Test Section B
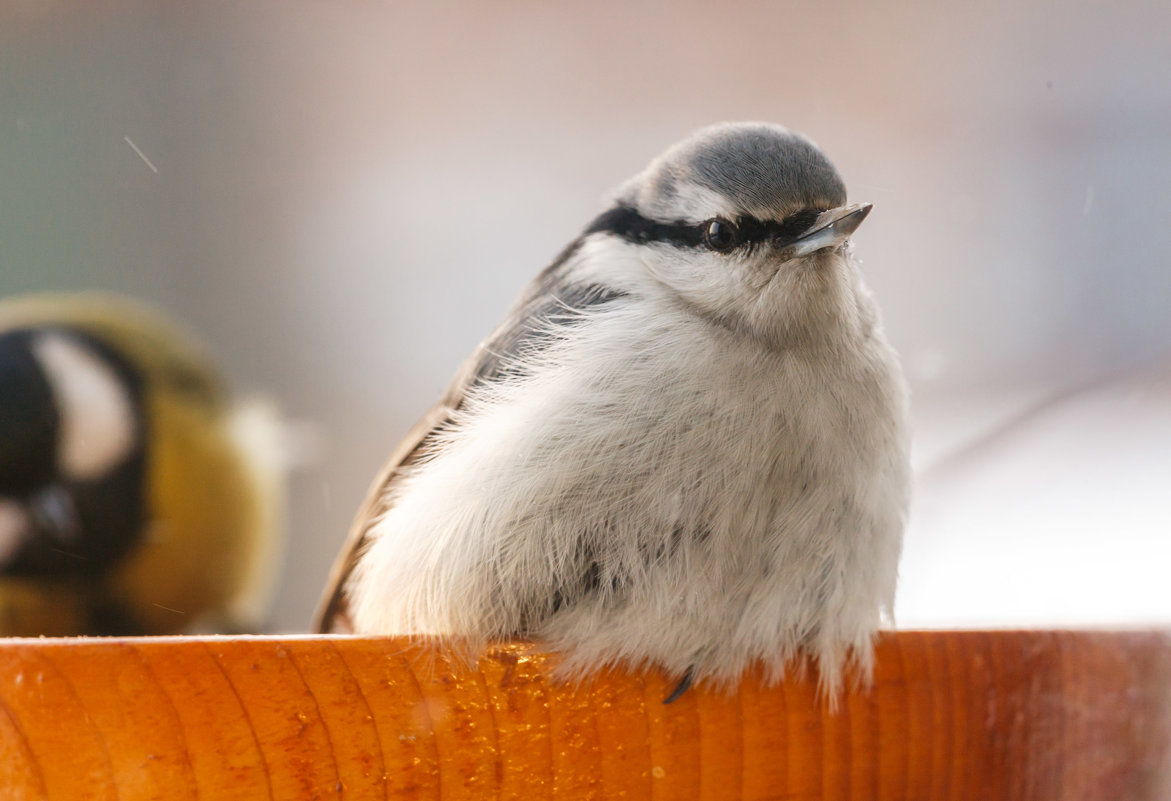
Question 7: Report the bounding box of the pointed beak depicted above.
[28,486,81,546]
[785,202,872,259]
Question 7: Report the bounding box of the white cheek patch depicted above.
[0,499,28,565]
[32,332,137,482]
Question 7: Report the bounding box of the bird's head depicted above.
[589,122,873,348]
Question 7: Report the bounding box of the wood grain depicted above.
[0,630,1167,800]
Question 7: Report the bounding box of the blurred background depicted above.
[2,0,1168,631]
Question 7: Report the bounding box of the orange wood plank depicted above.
[0,630,1167,800]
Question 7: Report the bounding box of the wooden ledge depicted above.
[1,630,1168,800]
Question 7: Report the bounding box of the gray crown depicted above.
[624,122,848,220]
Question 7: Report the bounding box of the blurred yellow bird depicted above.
[0,293,284,636]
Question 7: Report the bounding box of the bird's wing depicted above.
[312,241,628,633]
[311,344,482,633]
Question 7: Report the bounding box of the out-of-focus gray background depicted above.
[3,1,1169,630]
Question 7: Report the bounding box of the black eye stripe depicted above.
[585,205,823,252]
[768,209,822,242]
[585,205,707,248]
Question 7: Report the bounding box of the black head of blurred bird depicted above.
[0,293,284,636]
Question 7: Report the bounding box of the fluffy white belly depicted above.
[352,300,909,690]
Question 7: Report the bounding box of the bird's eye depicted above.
[703,219,737,252]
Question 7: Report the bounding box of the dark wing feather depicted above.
[312,241,627,632]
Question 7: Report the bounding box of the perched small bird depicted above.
[0,293,284,636]
[316,123,911,695]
